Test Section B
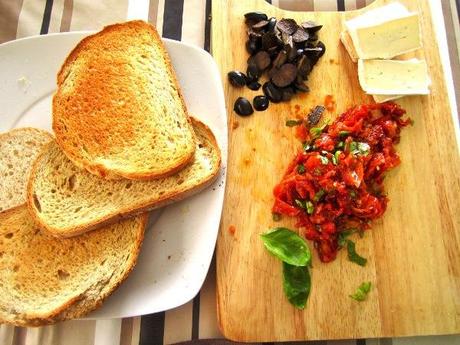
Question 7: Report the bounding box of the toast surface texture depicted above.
[0,128,52,213]
[29,118,221,237]
[52,20,196,180]
[0,206,146,327]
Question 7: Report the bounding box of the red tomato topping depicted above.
[273,102,411,263]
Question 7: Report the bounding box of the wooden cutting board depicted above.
[212,0,460,341]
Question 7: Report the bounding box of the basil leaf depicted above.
[313,189,326,202]
[295,199,306,209]
[306,201,314,215]
[347,240,367,266]
[297,164,306,174]
[336,141,344,149]
[309,123,327,138]
[319,155,329,165]
[350,141,370,156]
[337,229,355,247]
[349,281,372,301]
[286,119,303,127]
[260,228,312,266]
[283,262,311,309]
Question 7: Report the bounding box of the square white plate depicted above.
[0,32,227,318]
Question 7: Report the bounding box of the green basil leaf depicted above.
[306,201,314,215]
[313,189,326,202]
[319,155,329,165]
[283,262,311,309]
[337,229,355,247]
[349,281,372,301]
[309,123,327,138]
[286,119,303,127]
[297,164,306,174]
[295,199,306,209]
[350,141,370,156]
[260,228,311,266]
[347,240,367,266]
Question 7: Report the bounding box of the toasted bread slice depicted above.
[28,118,221,237]
[53,20,196,180]
[0,128,52,213]
[0,206,146,327]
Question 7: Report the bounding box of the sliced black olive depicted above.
[307,105,325,126]
[261,32,280,50]
[281,87,295,102]
[247,27,262,39]
[281,32,293,47]
[253,51,271,71]
[267,17,277,32]
[271,63,297,88]
[316,41,326,57]
[292,27,309,43]
[246,64,261,81]
[294,81,310,93]
[234,97,254,116]
[247,80,261,90]
[273,50,288,68]
[252,20,269,31]
[301,20,323,33]
[276,18,298,35]
[253,95,269,111]
[303,47,322,65]
[263,81,282,103]
[297,55,312,80]
[244,12,268,26]
[286,44,298,62]
[227,71,247,87]
[267,46,280,59]
[308,33,319,42]
[246,38,260,55]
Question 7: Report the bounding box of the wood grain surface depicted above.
[212,0,460,341]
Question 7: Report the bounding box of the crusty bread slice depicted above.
[0,206,146,327]
[52,20,196,180]
[0,128,52,213]
[28,118,221,237]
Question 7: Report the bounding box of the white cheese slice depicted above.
[372,94,404,103]
[345,2,410,32]
[340,31,358,63]
[348,13,422,59]
[358,59,430,95]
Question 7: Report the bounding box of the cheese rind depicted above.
[349,14,422,60]
[345,2,410,32]
[372,94,404,103]
[358,59,430,95]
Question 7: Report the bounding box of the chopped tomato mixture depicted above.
[273,103,411,262]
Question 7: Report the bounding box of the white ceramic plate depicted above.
[0,32,227,318]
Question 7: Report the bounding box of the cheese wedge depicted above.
[345,2,410,31]
[358,59,430,95]
[344,3,421,60]
[340,31,358,63]
[372,94,404,103]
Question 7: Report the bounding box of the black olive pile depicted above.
[229,12,325,116]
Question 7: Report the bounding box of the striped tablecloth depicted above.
[0,1,459,344]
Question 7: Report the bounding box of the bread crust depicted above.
[52,20,196,181]
[27,118,221,237]
[0,128,53,214]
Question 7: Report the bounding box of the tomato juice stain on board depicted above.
[324,94,336,112]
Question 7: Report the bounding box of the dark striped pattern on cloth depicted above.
[0,0,459,344]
